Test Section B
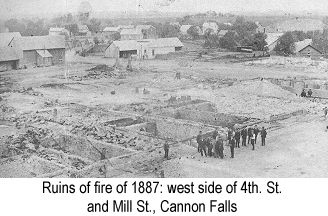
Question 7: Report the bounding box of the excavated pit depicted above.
[0,155,63,178]
[159,102,253,128]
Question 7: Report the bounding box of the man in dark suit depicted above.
[261,127,267,146]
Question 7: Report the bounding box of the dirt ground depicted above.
[1,51,328,178]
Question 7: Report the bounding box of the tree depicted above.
[291,30,308,41]
[252,33,267,51]
[87,18,101,33]
[219,31,238,50]
[323,16,328,25]
[274,32,295,55]
[5,19,26,33]
[158,23,180,38]
[187,25,200,40]
[232,16,257,45]
[204,29,219,48]
[65,23,78,36]
[22,19,48,36]
[93,36,99,44]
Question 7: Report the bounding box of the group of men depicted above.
[197,125,267,159]
[300,89,313,97]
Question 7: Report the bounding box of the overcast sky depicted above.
[1,0,328,17]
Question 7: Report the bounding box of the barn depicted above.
[0,47,20,72]
[105,40,139,58]
[105,37,183,59]
[0,32,23,70]
[145,37,184,58]
[297,45,322,58]
[295,39,322,58]
[18,36,65,67]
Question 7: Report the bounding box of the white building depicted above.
[180,25,192,35]
[105,37,183,59]
[49,27,69,36]
[265,33,284,52]
[120,28,143,41]
[202,22,218,34]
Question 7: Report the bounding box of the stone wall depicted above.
[146,116,215,141]
[270,109,305,121]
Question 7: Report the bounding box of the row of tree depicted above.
[274,30,328,55]
[4,18,49,36]
[4,15,103,37]
[203,16,267,51]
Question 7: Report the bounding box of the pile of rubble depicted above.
[70,122,151,150]
[18,87,44,97]
[0,127,53,158]
[84,64,117,79]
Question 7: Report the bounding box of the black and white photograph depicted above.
[1,0,328,178]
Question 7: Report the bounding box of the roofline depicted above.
[298,44,323,54]
[22,47,65,51]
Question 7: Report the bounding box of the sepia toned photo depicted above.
[0,0,328,178]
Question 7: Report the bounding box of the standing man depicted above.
[200,138,207,157]
[261,127,267,146]
[307,89,313,97]
[207,137,213,157]
[247,127,252,145]
[241,128,247,146]
[234,129,241,148]
[254,125,259,144]
[163,142,170,159]
[227,128,233,142]
[250,130,256,150]
[212,128,218,140]
[324,107,328,119]
[196,131,203,153]
[229,137,235,158]
[217,136,224,159]
[214,135,220,158]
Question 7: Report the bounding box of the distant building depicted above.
[77,25,91,36]
[218,30,229,37]
[255,22,266,33]
[223,22,232,26]
[102,27,120,41]
[120,28,143,41]
[105,37,183,59]
[170,22,180,27]
[295,39,322,58]
[180,25,192,35]
[267,18,324,33]
[202,22,218,34]
[136,25,157,39]
[103,27,120,34]
[265,33,284,52]
[118,25,134,30]
[18,35,65,67]
[49,27,69,36]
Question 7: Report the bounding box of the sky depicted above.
[1,0,328,18]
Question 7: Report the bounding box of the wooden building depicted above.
[0,47,20,71]
[18,35,65,67]
[105,37,183,59]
